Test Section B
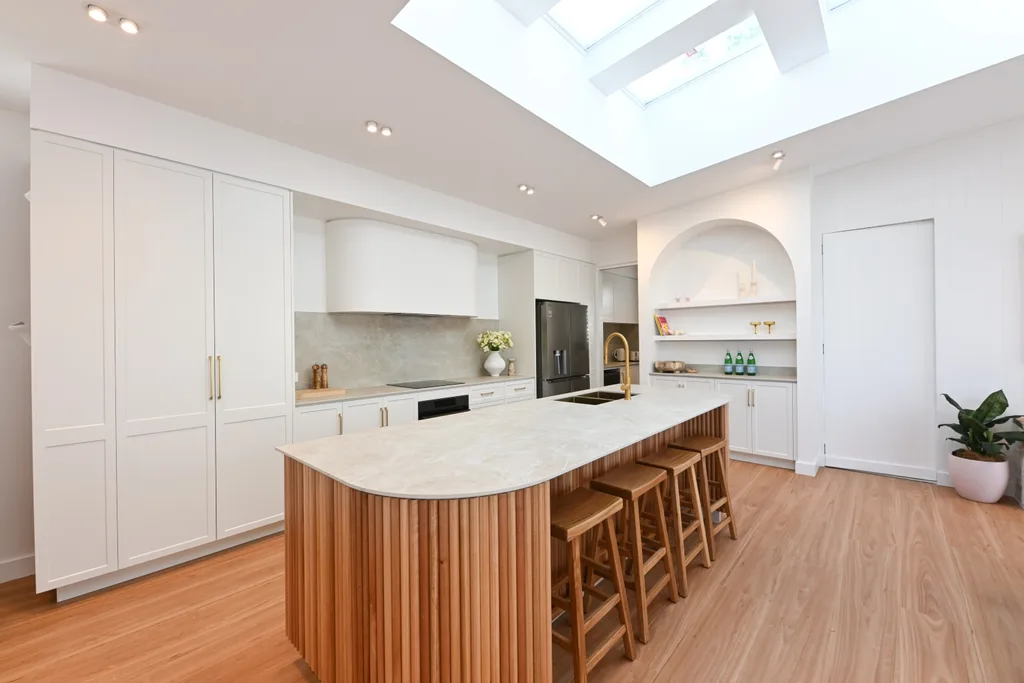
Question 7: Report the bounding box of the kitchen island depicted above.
[278,386,730,683]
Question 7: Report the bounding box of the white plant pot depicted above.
[484,350,505,377]
[948,452,1009,504]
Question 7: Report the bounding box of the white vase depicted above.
[484,350,505,377]
[949,452,1009,504]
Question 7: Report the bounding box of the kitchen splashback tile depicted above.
[295,312,499,389]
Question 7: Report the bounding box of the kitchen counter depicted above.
[651,364,797,383]
[280,385,728,499]
[294,374,534,406]
[604,360,640,368]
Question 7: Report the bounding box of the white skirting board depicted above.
[730,451,795,471]
[55,522,283,602]
[0,554,34,584]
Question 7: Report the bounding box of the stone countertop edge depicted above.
[278,386,729,500]
[295,375,536,406]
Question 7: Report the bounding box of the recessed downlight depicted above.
[598,217,607,227]
[591,214,608,227]
[518,184,528,192]
[518,184,535,195]
[380,126,392,137]
[87,5,108,22]
[771,150,786,171]
[590,214,600,221]
[119,17,139,34]
[526,187,534,195]
[366,121,379,133]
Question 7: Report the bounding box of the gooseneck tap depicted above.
[603,332,632,400]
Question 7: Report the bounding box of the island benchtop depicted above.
[277,386,730,500]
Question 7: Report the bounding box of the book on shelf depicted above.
[654,314,669,336]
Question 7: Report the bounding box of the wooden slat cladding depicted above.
[284,405,725,683]
[285,460,552,683]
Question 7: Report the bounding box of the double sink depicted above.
[555,390,627,406]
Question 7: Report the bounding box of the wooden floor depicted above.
[2,463,1022,683]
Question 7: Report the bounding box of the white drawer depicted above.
[505,395,535,404]
[504,379,534,399]
[470,383,505,405]
[471,399,505,410]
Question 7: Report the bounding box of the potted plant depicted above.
[477,330,513,377]
[939,390,1024,503]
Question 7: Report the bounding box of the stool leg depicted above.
[687,465,711,569]
[698,454,717,562]
[604,517,636,661]
[628,499,651,644]
[567,537,587,683]
[668,473,688,598]
[651,487,679,604]
[718,449,739,540]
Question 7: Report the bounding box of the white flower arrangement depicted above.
[477,330,513,352]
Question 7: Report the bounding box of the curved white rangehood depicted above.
[325,219,478,316]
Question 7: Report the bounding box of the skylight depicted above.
[547,0,663,49]
[626,15,765,104]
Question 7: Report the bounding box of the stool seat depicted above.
[590,463,667,501]
[669,435,727,456]
[551,488,623,542]
[638,448,702,474]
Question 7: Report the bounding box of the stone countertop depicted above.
[295,375,535,406]
[604,361,640,368]
[278,386,729,500]
[650,365,797,383]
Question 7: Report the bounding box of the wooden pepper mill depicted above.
[312,364,322,390]
[321,364,328,389]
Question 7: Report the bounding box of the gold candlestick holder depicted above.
[750,321,762,335]
[764,321,776,335]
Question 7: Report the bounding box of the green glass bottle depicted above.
[734,348,744,374]
[724,349,733,374]
[746,349,757,376]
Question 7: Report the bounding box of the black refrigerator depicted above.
[536,300,591,398]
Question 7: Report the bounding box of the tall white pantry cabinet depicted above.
[30,132,294,593]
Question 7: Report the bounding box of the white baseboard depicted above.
[0,554,34,584]
[936,471,952,487]
[825,455,936,482]
[730,451,795,471]
[794,460,820,477]
[55,522,283,602]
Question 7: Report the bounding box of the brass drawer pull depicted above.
[481,391,495,397]
[217,356,223,399]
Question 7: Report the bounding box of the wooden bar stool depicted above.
[551,488,636,683]
[669,435,738,561]
[637,447,711,598]
[589,464,678,644]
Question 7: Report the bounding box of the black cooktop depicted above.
[386,380,466,389]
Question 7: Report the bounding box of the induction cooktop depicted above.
[386,380,466,389]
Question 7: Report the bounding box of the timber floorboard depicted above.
[1,462,1022,683]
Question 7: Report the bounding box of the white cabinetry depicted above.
[383,394,418,426]
[30,132,118,591]
[295,403,343,442]
[714,380,754,453]
[647,374,713,392]
[535,252,592,304]
[342,398,386,434]
[715,379,794,460]
[601,272,638,324]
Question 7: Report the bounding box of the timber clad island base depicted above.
[281,387,729,682]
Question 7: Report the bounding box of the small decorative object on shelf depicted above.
[312,364,322,390]
[939,391,1023,503]
[764,320,776,334]
[749,260,759,297]
[654,314,670,335]
[734,348,744,374]
[746,349,756,375]
[724,349,733,375]
[750,321,762,335]
[321,364,328,389]
[507,358,516,376]
[477,330,513,377]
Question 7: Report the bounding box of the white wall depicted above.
[594,226,638,268]
[293,216,327,313]
[476,253,500,320]
[813,114,1024,486]
[31,67,593,264]
[637,173,816,473]
[0,109,32,582]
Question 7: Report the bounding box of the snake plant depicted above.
[939,390,1024,461]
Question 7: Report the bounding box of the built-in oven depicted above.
[418,394,470,420]
[603,367,622,386]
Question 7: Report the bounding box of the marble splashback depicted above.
[602,322,640,358]
[295,312,499,389]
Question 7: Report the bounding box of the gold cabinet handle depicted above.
[384,406,389,426]
[747,389,751,407]
[514,386,526,392]
[481,391,495,397]
[208,356,214,401]
[338,413,343,435]
[751,388,756,407]
[217,356,223,399]
[380,406,384,427]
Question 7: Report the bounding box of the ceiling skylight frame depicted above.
[545,0,672,52]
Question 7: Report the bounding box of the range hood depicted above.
[325,219,478,317]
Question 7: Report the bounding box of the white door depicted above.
[295,405,343,443]
[343,399,384,434]
[751,382,794,460]
[683,377,715,392]
[600,273,614,321]
[650,376,681,389]
[30,133,118,590]
[213,175,293,538]
[114,151,216,567]
[384,395,418,427]
[823,222,936,480]
[715,380,752,453]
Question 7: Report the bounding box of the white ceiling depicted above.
[2,1,1024,240]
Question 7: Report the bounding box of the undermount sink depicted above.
[555,390,627,405]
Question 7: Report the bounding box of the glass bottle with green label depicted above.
[734,348,744,374]
[724,349,733,374]
[746,349,757,375]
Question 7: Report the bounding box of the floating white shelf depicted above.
[654,333,797,342]
[655,296,796,310]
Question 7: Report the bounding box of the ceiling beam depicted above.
[751,0,829,72]
[586,0,750,96]
[494,0,561,26]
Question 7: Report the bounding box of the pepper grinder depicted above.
[321,364,329,389]
[312,364,322,390]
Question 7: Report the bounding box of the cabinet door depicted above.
[714,380,752,453]
[600,274,614,321]
[343,399,384,434]
[683,377,715,392]
[384,395,418,427]
[213,175,293,538]
[622,277,639,324]
[295,405,342,443]
[650,376,682,389]
[31,133,118,591]
[577,262,595,307]
[114,151,216,567]
[751,382,795,460]
[534,252,561,301]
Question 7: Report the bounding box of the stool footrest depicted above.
[583,593,621,634]
[587,625,630,671]
[645,573,673,607]
[552,629,572,651]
